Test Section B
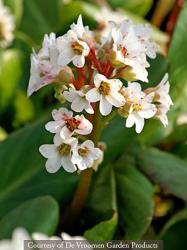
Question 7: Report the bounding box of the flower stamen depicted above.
[99,81,110,96]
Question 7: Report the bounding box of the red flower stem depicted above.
[89,49,103,73]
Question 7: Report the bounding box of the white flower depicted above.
[155,104,169,127]
[86,74,125,116]
[126,92,157,133]
[39,136,78,173]
[72,140,103,170]
[145,74,173,127]
[63,86,94,114]
[70,15,90,40]
[32,232,61,240]
[0,0,14,48]
[119,82,156,133]
[120,20,157,59]
[27,33,61,96]
[45,107,93,140]
[0,228,30,250]
[57,29,90,68]
[154,73,173,109]
[61,233,93,250]
[61,232,85,240]
[134,23,157,59]
[111,26,149,82]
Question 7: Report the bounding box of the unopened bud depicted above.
[54,84,67,104]
[117,66,137,81]
[55,66,74,84]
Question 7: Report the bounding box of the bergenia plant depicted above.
[27,15,173,223]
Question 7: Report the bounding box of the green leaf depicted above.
[133,147,187,201]
[84,212,118,240]
[84,166,118,240]
[107,0,153,16]
[168,3,187,87]
[115,155,154,239]
[19,0,61,44]
[0,116,79,218]
[102,116,136,164]
[159,209,187,250]
[0,50,22,110]
[0,196,59,239]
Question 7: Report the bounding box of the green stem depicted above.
[62,107,104,229]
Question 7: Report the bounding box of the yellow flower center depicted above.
[99,81,110,96]
[78,147,90,157]
[71,41,84,55]
[133,103,142,112]
[58,144,71,156]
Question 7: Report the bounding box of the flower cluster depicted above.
[28,15,173,173]
[0,228,90,250]
[0,0,14,48]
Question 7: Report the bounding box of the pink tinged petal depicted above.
[63,90,77,102]
[39,144,57,158]
[45,157,62,173]
[85,103,94,114]
[86,88,101,102]
[53,133,63,145]
[60,126,72,139]
[45,120,64,133]
[73,55,85,68]
[61,155,77,173]
[99,96,112,116]
[76,118,93,135]
[71,96,85,112]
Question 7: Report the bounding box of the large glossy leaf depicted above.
[0,116,79,218]
[115,155,154,239]
[159,209,187,250]
[0,50,22,110]
[168,3,187,87]
[84,212,118,240]
[84,166,118,240]
[102,116,136,165]
[133,147,187,201]
[0,196,59,239]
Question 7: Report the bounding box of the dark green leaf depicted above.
[159,209,187,250]
[0,116,79,218]
[0,196,59,239]
[168,3,187,87]
[133,147,187,201]
[115,155,154,239]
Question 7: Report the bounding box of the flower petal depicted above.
[86,88,100,102]
[45,157,61,173]
[61,155,77,173]
[99,96,112,116]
